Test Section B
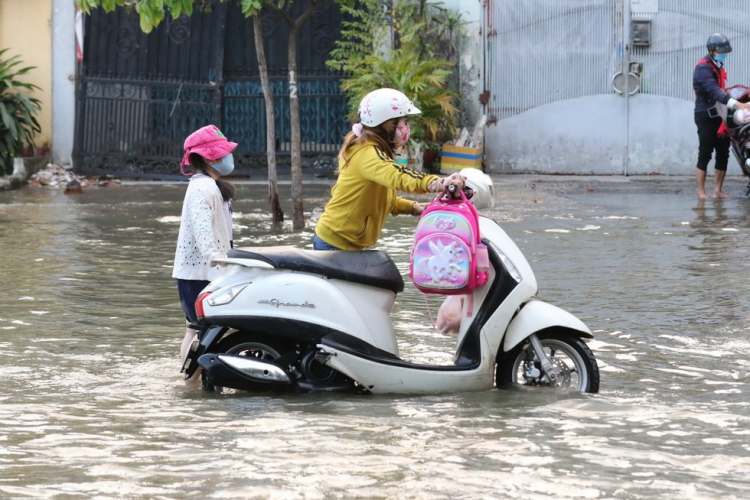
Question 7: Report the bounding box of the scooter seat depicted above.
[228,246,405,294]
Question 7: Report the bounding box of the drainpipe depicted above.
[482,0,488,114]
[623,0,631,176]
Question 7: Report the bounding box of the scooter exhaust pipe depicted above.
[198,353,293,391]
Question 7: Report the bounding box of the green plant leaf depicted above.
[170,2,182,18]
[328,0,463,143]
[0,49,42,167]
[0,103,12,130]
[240,0,263,16]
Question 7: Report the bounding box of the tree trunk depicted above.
[287,25,304,230]
[253,13,283,223]
[266,0,322,231]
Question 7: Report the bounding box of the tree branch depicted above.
[263,1,294,26]
[295,0,323,28]
[263,0,322,28]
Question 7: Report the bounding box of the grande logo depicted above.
[258,299,315,309]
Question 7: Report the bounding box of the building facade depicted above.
[7,0,745,175]
[480,0,749,175]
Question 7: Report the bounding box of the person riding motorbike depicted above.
[693,33,750,199]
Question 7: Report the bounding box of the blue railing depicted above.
[223,79,350,154]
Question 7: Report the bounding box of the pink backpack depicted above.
[409,190,489,295]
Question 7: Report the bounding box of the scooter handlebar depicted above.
[446,183,474,200]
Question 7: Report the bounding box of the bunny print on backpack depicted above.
[410,189,489,295]
[418,239,467,284]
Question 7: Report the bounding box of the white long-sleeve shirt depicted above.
[172,175,232,281]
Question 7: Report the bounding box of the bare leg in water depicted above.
[696,168,708,199]
[713,169,732,198]
[180,324,201,383]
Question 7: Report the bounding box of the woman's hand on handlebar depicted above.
[429,172,466,194]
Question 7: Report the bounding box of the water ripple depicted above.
[2,185,750,498]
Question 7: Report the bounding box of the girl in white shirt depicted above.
[172,125,237,370]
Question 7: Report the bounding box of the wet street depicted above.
[1,175,749,499]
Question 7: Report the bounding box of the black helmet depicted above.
[707,33,732,54]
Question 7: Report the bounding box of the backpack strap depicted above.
[696,58,727,89]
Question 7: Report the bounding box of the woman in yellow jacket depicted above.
[314,88,465,250]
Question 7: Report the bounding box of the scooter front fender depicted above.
[503,300,592,352]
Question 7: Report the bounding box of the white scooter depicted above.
[182,170,599,394]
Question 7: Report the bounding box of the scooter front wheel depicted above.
[496,330,600,393]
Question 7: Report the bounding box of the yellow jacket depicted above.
[315,142,438,250]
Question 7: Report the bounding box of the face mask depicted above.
[395,123,411,147]
[715,53,728,63]
[212,153,235,176]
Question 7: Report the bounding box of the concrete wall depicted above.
[485,93,697,175]
[51,0,76,166]
[478,1,749,175]
[627,95,696,175]
[0,0,53,149]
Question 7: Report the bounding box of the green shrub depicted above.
[328,0,464,143]
[0,49,42,175]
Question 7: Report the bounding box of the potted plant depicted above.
[35,141,51,157]
[0,49,42,176]
[422,142,441,174]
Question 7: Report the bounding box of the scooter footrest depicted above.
[320,332,479,371]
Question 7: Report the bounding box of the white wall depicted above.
[485,93,697,175]
[51,0,76,166]
[628,94,698,174]
[478,0,748,175]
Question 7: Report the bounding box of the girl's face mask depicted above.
[395,121,411,147]
[212,153,235,176]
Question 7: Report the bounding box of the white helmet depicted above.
[358,88,421,127]
[461,168,494,209]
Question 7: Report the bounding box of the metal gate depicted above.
[74,2,348,178]
[484,0,750,175]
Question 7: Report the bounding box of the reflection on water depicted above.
[1,182,750,498]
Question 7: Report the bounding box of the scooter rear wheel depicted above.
[496,330,600,393]
[216,332,292,361]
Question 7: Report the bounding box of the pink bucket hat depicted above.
[180,125,238,175]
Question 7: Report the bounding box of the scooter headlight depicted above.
[489,242,522,282]
[500,253,522,282]
[207,283,249,306]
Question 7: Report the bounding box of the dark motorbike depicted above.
[725,85,750,193]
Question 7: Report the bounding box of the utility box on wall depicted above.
[631,19,652,47]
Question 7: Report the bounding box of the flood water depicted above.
[1,177,749,499]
